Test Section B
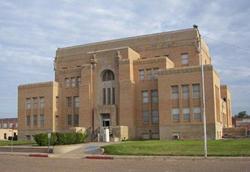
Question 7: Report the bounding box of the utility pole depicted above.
[194,25,208,158]
[90,54,97,140]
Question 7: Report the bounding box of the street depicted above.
[0,155,250,172]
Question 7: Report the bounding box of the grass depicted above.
[103,139,250,156]
[0,140,34,146]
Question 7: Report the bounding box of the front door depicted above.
[101,113,110,127]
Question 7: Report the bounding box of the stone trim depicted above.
[134,56,168,65]
[18,81,57,89]
[87,46,130,54]
[158,65,213,75]
[58,28,194,51]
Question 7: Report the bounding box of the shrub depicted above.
[33,133,57,146]
[34,132,87,146]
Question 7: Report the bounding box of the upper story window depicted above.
[152,68,159,80]
[26,115,31,127]
[33,97,38,109]
[76,76,81,87]
[66,97,72,107]
[151,89,158,103]
[39,97,45,108]
[40,114,44,127]
[171,85,179,99]
[102,70,114,81]
[26,98,31,109]
[142,90,149,103]
[33,115,38,126]
[192,84,200,98]
[139,69,145,80]
[71,77,76,87]
[182,85,189,99]
[74,96,80,108]
[181,53,189,65]
[146,69,153,80]
[65,78,70,88]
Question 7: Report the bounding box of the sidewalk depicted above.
[50,142,115,159]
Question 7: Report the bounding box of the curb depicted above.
[84,155,250,161]
[29,154,49,158]
[85,155,114,160]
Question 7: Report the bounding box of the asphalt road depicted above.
[0,155,250,172]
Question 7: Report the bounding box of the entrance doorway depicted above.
[101,113,111,127]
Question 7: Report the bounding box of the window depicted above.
[39,97,45,108]
[56,96,59,106]
[33,115,37,126]
[142,90,149,103]
[74,96,80,108]
[76,76,81,87]
[66,97,72,107]
[183,108,190,121]
[26,115,31,126]
[26,98,31,109]
[9,123,13,128]
[71,77,76,87]
[33,97,38,108]
[65,78,70,88]
[171,86,179,99]
[152,68,159,79]
[74,114,79,126]
[146,69,153,80]
[68,114,72,126]
[143,110,149,124]
[152,110,159,124]
[3,123,7,128]
[112,87,115,104]
[182,85,189,99]
[181,53,189,65]
[172,108,180,121]
[40,114,44,127]
[103,88,106,105]
[139,69,145,80]
[193,107,202,121]
[107,88,111,104]
[102,70,114,81]
[192,84,200,98]
[151,89,158,103]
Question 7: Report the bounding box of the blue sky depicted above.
[0,0,250,118]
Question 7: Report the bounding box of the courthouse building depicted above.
[18,26,232,140]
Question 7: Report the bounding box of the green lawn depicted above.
[0,140,34,146]
[103,139,250,156]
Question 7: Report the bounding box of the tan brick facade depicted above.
[18,27,232,140]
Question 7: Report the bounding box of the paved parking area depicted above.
[0,155,250,172]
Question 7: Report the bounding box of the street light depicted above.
[194,25,208,158]
[90,54,97,140]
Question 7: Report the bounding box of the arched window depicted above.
[102,70,115,81]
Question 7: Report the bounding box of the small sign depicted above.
[48,133,51,139]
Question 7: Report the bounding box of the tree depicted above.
[237,111,248,118]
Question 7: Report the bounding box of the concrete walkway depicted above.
[51,142,116,159]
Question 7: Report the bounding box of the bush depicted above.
[34,132,87,146]
[33,133,57,146]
